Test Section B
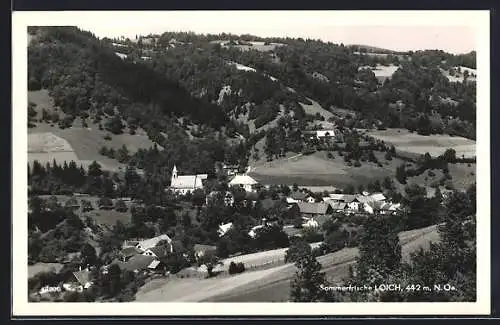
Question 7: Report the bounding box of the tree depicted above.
[403,183,441,229]
[105,115,125,135]
[191,188,206,207]
[116,145,130,163]
[81,243,97,267]
[290,254,334,302]
[442,148,457,163]
[395,164,407,184]
[285,237,312,263]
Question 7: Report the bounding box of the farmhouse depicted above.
[228,174,259,192]
[135,234,173,253]
[218,222,234,237]
[120,246,142,262]
[292,191,308,201]
[113,254,160,273]
[142,245,171,259]
[63,268,93,292]
[303,129,337,140]
[296,202,332,218]
[169,165,208,195]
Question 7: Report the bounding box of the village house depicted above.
[169,165,208,195]
[135,234,173,253]
[305,195,316,203]
[62,267,93,292]
[112,254,161,274]
[142,245,171,259]
[296,202,332,219]
[286,191,309,204]
[327,201,348,213]
[218,222,234,237]
[228,174,259,192]
[303,129,338,140]
[219,164,239,177]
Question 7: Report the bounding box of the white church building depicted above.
[168,165,207,195]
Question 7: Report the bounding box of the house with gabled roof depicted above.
[228,174,259,192]
[135,234,173,253]
[296,202,332,218]
[142,245,171,259]
[63,267,93,292]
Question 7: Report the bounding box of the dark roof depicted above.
[147,245,170,259]
[72,269,92,286]
[121,246,141,258]
[120,255,155,272]
[297,202,330,215]
[290,191,308,201]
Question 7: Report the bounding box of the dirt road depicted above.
[135,225,439,302]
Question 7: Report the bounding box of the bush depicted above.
[228,262,245,275]
[353,160,361,167]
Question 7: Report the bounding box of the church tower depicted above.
[172,165,178,179]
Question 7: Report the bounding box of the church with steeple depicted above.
[168,165,208,195]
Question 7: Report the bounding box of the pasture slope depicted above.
[362,128,476,159]
[28,90,160,171]
[135,224,439,302]
[248,151,407,188]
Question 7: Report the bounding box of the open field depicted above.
[28,89,64,119]
[28,262,64,278]
[448,163,476,191]
[28,123,159,171]
[28,90,160,171]
[299,98,334,120]
[362,128,476,159]
[249,151,407,188]
[135,224,439,302]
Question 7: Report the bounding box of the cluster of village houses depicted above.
[40,233,216,296]
[170,165,401,240]
[36,162,401,296]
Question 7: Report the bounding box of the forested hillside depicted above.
[28,26,476,175]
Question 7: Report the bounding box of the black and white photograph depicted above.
[12,10,490,316]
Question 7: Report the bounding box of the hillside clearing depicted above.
[299,98,334,120]
[28,262,64,278]
[249,151,406,187]
[28,123,160,171]
[362,128,476,159]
